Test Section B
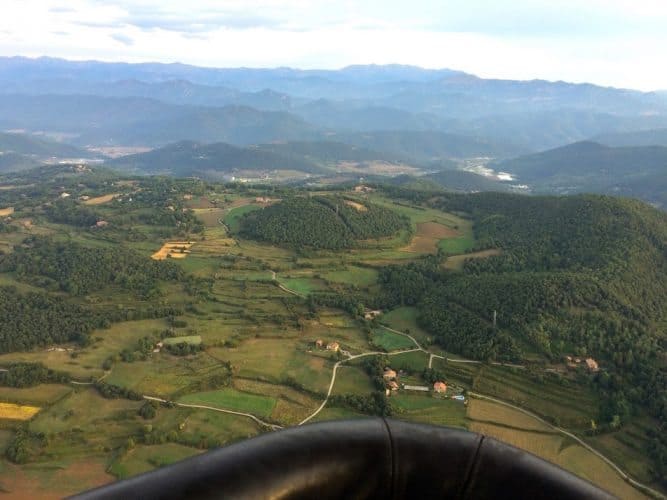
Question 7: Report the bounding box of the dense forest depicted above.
[377,190,667,481]
[0,286,101,352]
[0,236,183,297]
[239,196,407,249]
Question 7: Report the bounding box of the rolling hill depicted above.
[0,95,321,147]
[107,141,325,177]
[594,128,667,147]
[108,140,407,178]
[334,130,524,162]
[0,132,91,158]
[495,141,667,207]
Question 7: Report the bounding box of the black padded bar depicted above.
[72,418,614,499]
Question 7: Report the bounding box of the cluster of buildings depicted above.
[382,367,456,399]
[314,339,340,352]
[565,356,599,372]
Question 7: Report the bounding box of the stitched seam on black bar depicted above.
[382,418,397,500]
[459,435,484,500]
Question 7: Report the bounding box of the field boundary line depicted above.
[468,391,665,499]
[143,395,282,431]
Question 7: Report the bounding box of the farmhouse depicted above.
[95,220,109,228]
[326,341,340,352]
[585,358,599,372]
[354,185,374,193]
[364,309,382,320]
[387,381,399,392]
[315,339,324,348]
[383,368,397,380]
[433,381,447,393]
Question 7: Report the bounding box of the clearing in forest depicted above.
[151,241,194,260]
[0,401,41,420]
[83,193,120,205]
[344,200,367,212]
[443,249,501,271]
[0,207,14,217]
[401,221,460,253]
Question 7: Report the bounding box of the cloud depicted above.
[1,0,667,90]
[124,13,283,33]
[110,32,133,46]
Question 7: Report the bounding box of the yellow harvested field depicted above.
[0,402,41,420]
[151,241,194,260]
[401,222,460,253]
[468,398,551,432]
[83,193,120,205]
[0,207,15,216]
[344,200,367,212]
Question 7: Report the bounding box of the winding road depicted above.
[61,275,661,499]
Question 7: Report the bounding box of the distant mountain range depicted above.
[496,141,667,207]
[2,56,667,153]
[0,95,320,147]
[1,56,666,208]
[593,128,667,147]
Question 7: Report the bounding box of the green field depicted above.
[277,276,327,296]
[393,393,467,428]
[110,443,203,479]
[162,335,202,346]
[179,388,277,418]
[224,204,262,233]
[322,266,379,286]
[0,175,662,498]
[380,307,432,343]
[371,329,417,351]
[438,235,475,254]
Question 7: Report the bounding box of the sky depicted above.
[1,0,666,90]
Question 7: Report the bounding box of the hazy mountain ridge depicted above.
[3,57,667,153]
[107,139,400,177]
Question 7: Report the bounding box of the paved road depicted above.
[298,348,422,426]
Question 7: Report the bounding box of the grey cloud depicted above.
[110,33,134,46]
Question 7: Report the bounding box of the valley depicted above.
[0,166,664,498]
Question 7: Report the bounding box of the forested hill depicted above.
[107,141,326,176]
[497,141,667,181]
[495,141,667,207]
[107,140,403,178]
[239,196,408,249]
[380,190,666,465]
[0,132,90,158]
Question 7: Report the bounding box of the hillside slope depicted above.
[495,141,667,207]
[107,141,326,177]
[0,95,321,147]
